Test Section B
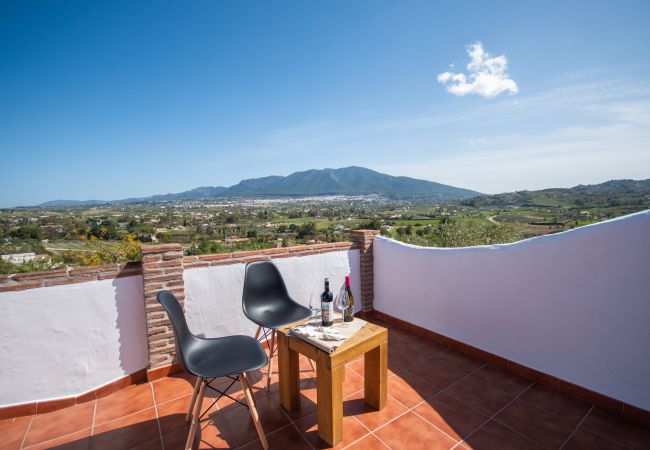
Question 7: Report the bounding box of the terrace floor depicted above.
[2,318,650,450]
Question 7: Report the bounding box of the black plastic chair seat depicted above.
[245,296,311,329]
[184,335,268,378]
[243,261,311,329]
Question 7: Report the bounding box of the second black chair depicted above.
[242,260,313,390]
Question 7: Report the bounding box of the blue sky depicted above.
[1,1,649,207]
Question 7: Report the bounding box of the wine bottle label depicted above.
[322,302,333,324]
[343,305,354,322]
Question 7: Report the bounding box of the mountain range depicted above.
[38,167,481,206]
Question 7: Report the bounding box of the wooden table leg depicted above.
[316,359,344,446]
[278,332,301,411]
[364,342,387,410]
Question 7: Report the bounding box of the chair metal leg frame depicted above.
[185,374,258,450]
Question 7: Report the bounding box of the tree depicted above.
[432,218,517,247]
[10,224,43,240]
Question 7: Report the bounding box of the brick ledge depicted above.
[0,262,143,293]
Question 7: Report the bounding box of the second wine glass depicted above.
[336,289,350,327]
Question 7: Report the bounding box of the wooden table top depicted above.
[278,317,388,367]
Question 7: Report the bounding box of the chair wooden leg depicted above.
[241,372,268,450]
[186,376,202,423]
[185,377,206,450]
[266,329,276,391]
[254,325,262,340]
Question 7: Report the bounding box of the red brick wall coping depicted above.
[370,309,650,427]
[181,241,356,269]
[0,262,143,293]
[0,241,360,293]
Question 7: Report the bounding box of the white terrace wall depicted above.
[183,250,361,338]
[373,210,650,410]
[0,276,148,406]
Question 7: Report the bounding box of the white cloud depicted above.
[438,42,519,98]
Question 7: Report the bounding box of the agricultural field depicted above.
[1,183,648,274]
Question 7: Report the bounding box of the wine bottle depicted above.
[321,278,334,327]
[343,275,355,322]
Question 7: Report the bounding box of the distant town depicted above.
[2,176,648,274]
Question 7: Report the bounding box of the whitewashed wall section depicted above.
[184,250,361,338]
[373,210,650,410]
[0,276,148,406]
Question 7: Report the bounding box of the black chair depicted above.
[242,260,314,390]
[157,290,269,450]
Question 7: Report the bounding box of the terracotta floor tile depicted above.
[519,382,592,424]
[406,358,467,391]
[387,371,439,408]
[430,350,485,373]
[386,327,419,347]
[237,424,312,450]
[0,415,32,450]
[258,355,316,387]
[462,420,543,450]
[342,368,366,399]
[152,373,197,405]
[294,413,369,449]
[348,356,399,380]
[407,336,448,358]
[210,376,252,410]
[470,364,533,397]
[23,401,94,447]
[23,429,91,450]
[348,358,366,378]
[344,434,390,450]
[283,384,319,421]
[91,407,159,450]
[343,391,408,431]
[494,398,576,448]
[128,437,163,450]
[94,382,155,425]
[581,407,650,449]
[374,411,457,450]
[444,376,514,416]
[95,383,154,426]
[163,416,237,450]
[157,392,221,436]
[413,392,488,440]
[563,428,627,450]
[251,356,301,395]
[197,415,239,450]
[219,392,290,446]
[389,343,433,372]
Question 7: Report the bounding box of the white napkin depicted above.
[290,324,345,341]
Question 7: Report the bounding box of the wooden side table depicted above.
[277,320,388,446]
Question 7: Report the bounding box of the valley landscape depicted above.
[2,167,648,274]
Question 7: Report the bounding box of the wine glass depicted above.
[309,294,320,320]
[336,289,350,327]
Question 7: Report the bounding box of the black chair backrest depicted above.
[156,290,198,373]
[242,261,292,319]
